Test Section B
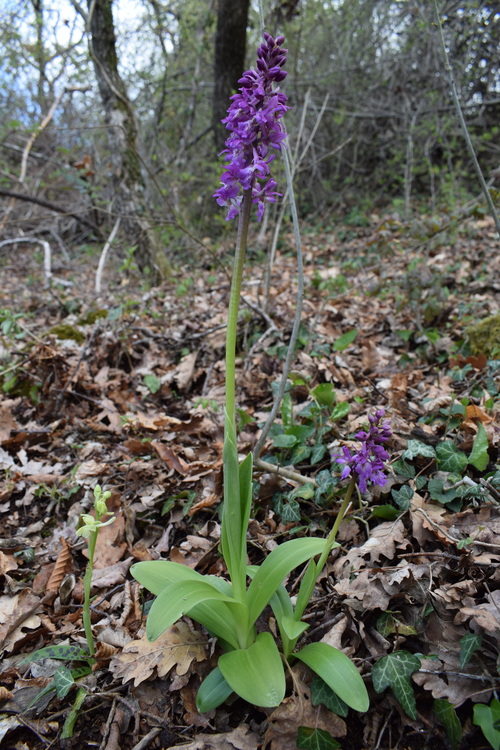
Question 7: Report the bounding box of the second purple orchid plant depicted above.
[132,34,378,715]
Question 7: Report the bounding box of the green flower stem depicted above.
[82,524,100,657]
[222,189,252,612]
[225,189,252,425]
[61,685,87,739]
[294,477,356,625]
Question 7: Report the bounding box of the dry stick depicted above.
[95,217,121,294]
[0,237,52,287]
[253,143,304,461]
[263,91,330,313]
[254,457,316,486]
[0,187,102,235]
[433,0,500,237]
[0,88,66,234]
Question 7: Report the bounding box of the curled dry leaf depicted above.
[46,537,72,594]
[109,621,206,687]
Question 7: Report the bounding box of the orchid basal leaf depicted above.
[145,580,236,641]
[295,642,369,713]
[246,537,325,626]
[196,667,234,713]
[219,631,285,707]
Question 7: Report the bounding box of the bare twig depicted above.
[95,217,121,294]
[254,457,316,486]
[433,0,500,237]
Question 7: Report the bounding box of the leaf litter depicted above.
[0,213,499,748]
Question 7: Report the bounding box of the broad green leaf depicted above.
[272,433,298,448]
[311,443,327,465]
[376,612,417,637]
[131,560,209,594]
[281,392,294,429]
[434,699,462,750]
[196,667,233,713]
[436,441,467,473]
[391,485,413,510]
[146,580,236,641]
[296,726,341,749]
[459,633,482,668]
[311,383,336,408]
[289,483,316,501]
[371,504,401,520]
[402,440,436,460]
[330,401,350,422]
[219,632,285,707]
[268,584,298,656]
[295,642,369,712]
[291,444,312,464]
[333,329,357,351]
[20,644,91,664]
[469,423,489,471]
[54,666,74,699]
[246,538,325,626]
[281,499,301,523]
[221,410,252,586]
[371,651,421,719]
[295,559,318,621]
[473,699,500,750]
[143,374,161,394]
[311,675,349,717]
[391,459,415,479]
[281,615,310,640]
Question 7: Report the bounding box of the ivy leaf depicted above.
[330,401,350,422]
[402,440,436,460]
[434,699,462,750]
[468,423,489,471]
[311,443,327,465]
[296,727,342,749]
[459,633,482,668]
[53,666,74,698]
[311,383,337,408]
[281,498,301,523]
[333,329,357,351]
[289,484,316,501]
[143,374,161,394]
[391,485,413,510]
[391,459,415,479]
[272,433,298,449]
[371,651,421,719]
[310,674,349,717]
[436,441,467,473]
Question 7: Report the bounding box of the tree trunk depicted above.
[213,0,250,152]
[87,0,162,274]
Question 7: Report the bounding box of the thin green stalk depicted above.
[82,529,97,657]
[294,477,356,625]
[222,189,252,610]
[61,686,87,739]
[225,189,252,424]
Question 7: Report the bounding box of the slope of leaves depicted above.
[0,210,499,749]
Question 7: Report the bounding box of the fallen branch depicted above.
[0,187,102,236]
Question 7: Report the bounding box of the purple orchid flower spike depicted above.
[214,32,290,220]
[333,409,392,493]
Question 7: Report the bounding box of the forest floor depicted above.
[0,208,499,750]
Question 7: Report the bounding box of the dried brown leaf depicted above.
[46,537,72,593]
[109,621,206,687]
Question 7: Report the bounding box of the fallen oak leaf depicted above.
[109,621,206,687]
[151,441,190,475]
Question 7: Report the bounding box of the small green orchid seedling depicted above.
[131,34,371,716]
[76,484,115,656]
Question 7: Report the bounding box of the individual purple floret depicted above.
[333,409,392,493]
[214,32,290,221]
